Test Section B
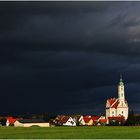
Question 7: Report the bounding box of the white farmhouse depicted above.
[63,117,76,126]
[14,120,50,127]
[106,76,129,123]
[6,117,50,127]
[54,115,76,126]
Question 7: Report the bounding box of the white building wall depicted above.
[106,108,110,118]
[6,120,10,126]
[14,121,50,127]
[63,117,76,126]
[106,108,117,118]
[117,107,128,120]
[14,121,24,127]
[79,116,85,125]
[110,108,117,117]
[23,123,50,127]
[106,108,118,124]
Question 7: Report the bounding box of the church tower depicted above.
[118,75,125,106]
[117,75,128,119]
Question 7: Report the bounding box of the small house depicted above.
[54,115,76,126]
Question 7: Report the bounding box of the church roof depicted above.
[108,98,116,105]
[107,98,128,109]
[111,99,119,109]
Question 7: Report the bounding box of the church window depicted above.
[112,111,114,114]
[122,111,123,114]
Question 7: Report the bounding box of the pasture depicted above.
[0,126,139,139]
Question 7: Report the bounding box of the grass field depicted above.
[0,126,140,139]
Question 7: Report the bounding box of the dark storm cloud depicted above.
[0,1,140,115]
[0,2,138,54]
[0,1,138,56]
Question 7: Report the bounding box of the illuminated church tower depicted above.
[106,76,128,123]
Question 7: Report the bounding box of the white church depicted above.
[106,76,129,123]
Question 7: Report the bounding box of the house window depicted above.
[122,111,123,114]
[112,111,114,114]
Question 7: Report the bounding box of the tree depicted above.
[0,118,7,126]
[125,109,137,126]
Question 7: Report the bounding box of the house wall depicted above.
[87,119,93,126]
[14,121,50,127]
[79,116,85,125]
[23,123,50,127]
[63,117,76,126]
[14,121,24,127]
[6,121,10,126]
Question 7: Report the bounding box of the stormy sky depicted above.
[0,1,140,115]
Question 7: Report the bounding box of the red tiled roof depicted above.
[99,119,107,123]
[107,98,128,109]
[7,117,17,124]
[112,100,119,109]
[56,115,70,123]
[91,116,100,122]
[83,116,91,123]
[108,98,117,106]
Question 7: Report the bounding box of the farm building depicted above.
[54,115,76,126]
[6,117,49,127]
[6,117,17,126]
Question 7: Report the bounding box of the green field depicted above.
[0,126,140,139]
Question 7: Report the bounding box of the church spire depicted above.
[119,74,124,86]
[118,74,125,103]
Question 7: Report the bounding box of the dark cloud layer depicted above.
[0,1,140,115]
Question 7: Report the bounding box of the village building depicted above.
[79,115,107,126]
[54,115,76,126]
[6,117,50,127]
[106,76,129,124]
[6,117,17,126]
[79,115,92,126]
